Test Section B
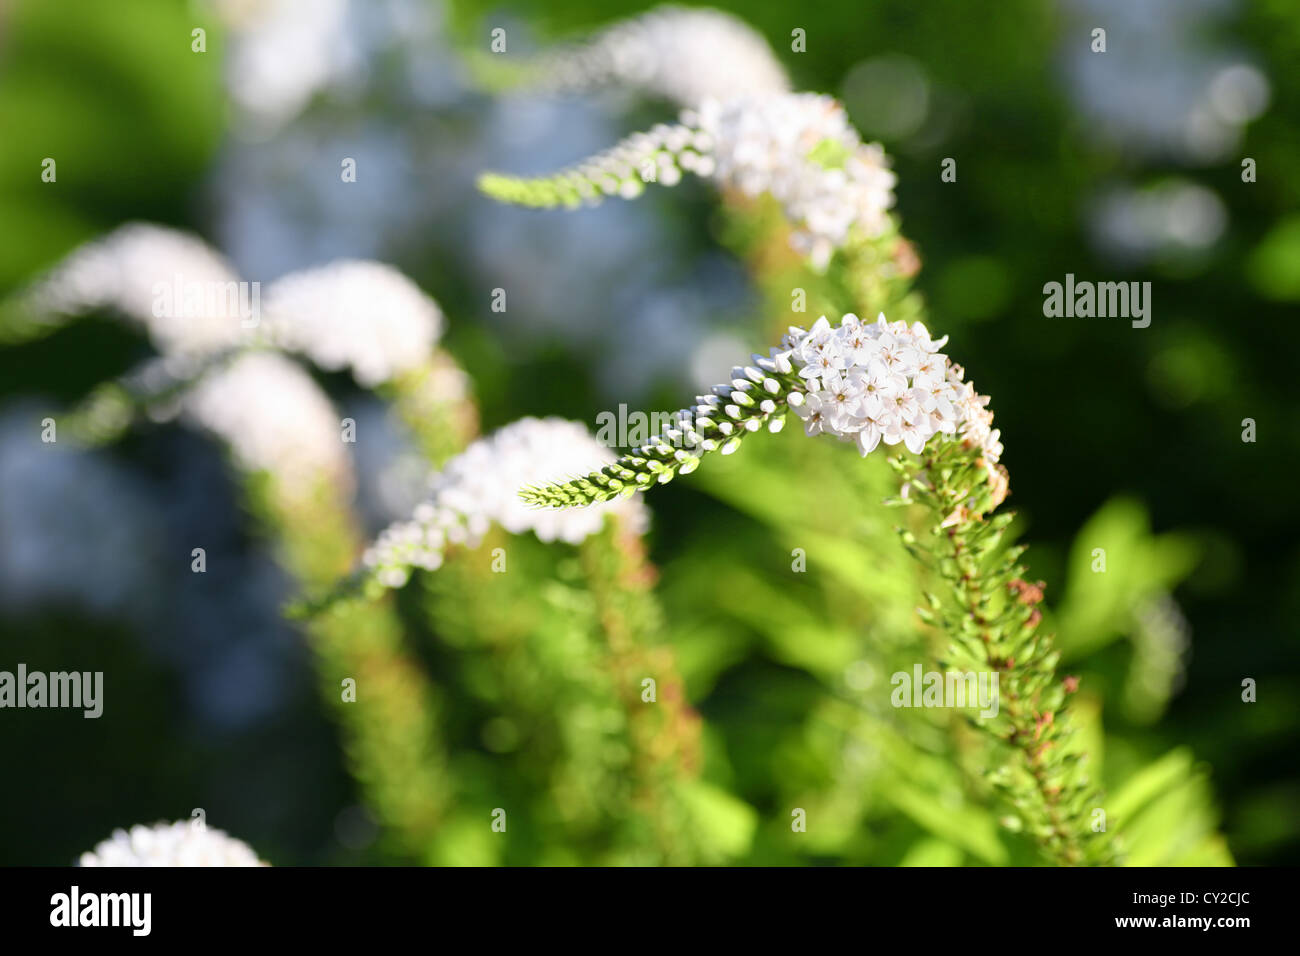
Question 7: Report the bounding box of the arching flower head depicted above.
[479,93,896,270]
[518,314,1006,511]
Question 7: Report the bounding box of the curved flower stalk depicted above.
[184,351,353,497]
[252,254,478,465]
[473,5,790,107]
[479,92,896,270]
[18,224,703,862]
[78,821,268,866]
[257,258,445,388]
[521,313,1005,513]
[518,314,1123,865]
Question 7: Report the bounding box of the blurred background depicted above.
[0,0,1297,865]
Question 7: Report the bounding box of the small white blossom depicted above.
[261,260,443,387]
[78,821,266,867]
[792,390,827,437]
[209,0,356,132]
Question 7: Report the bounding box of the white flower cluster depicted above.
[364,417,648,587]
[183,352,351,489]
[688,94,897,269]
[22,223,247,360]
[261,260,443,387]
[19,225,465,502]
[536,5,790,107]
[23,224,444,387]
[781,314,1003,466]
[78,821,266,867]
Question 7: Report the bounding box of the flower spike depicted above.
[520,313,1006,510]
[480,93,896,269]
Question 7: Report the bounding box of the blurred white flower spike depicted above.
[363,417,649,589]
[261,260,444,387]
[17,223,246,360]
[78,821,267,867]
[518,5,791,107]
[14,223,445,388]
[480,93,896,271]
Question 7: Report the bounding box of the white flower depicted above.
[895,413,933,455]
[534,6,790,107]
[792,390,827,437]
[364,418,649,584]
[21,223,247,360]
[783,313,1004,467]
[183,351,351,490]
[78,821,266,866]
[261,260,443,387]
[818,372,865,434]
[497,92,896,269]
[23,225,445,387]
[687,93,897,269]
[854,397,889,455]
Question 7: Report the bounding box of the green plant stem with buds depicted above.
[891,439,1118,865]
[521,366,805,509]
